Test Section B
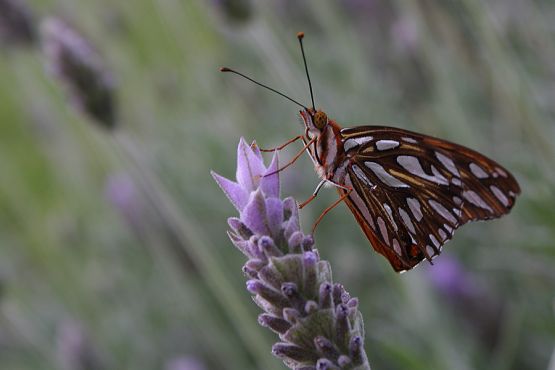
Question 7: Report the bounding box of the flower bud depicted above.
[41,17,116,129]
[0,0,36,47]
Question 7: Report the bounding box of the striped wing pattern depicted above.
[338,126,520,272]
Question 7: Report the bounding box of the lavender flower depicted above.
[211,0,252,24]
[426,256,503,349]
[0,0,36,47]
[40,17,116,129]
[56,319,104,370]
[212,138,371,370]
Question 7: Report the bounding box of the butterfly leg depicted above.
[264,137,317,177]
[311,185,353,235]
[301,137,318,166]
[299,179,327,209]
[299,179,352,209]
[254,135,304,152]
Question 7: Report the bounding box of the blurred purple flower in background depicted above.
[342,0,379,15]
[40,17,116,129]
[105,171,200,274]
[211,0,252,24]
[56,319,104,370]
[212,139,371,370]
[165,356,206,370]
[0,0,36,47]
[391,15,420,55]
[426,256,504,350]
[427,255,475,300]
[105,173,142,228]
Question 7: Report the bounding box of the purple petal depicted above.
[349,336,364,364]
[250,140,263,161]
[338,355,352,367]
[288,231,304,250]
[319,282,333,309]
[236,138,266,192]
[282,197,300,230]
[304,300,318,314]
[227,217,244,231]
[244,259,265,273]
[283,307,301,324]
[241,189,271,235]
[211,171,249,212]
[258,236,282,257]
[246,279,262,294]
[265,197,284,237]
[302,235,315,251]
[260,151,279,198]
[258,314,291,334]
[227,235,249,255]
[316,358,335,369]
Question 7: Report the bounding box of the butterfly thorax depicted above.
[300,109,347,183]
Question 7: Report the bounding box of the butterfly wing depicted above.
[337,126,520,272]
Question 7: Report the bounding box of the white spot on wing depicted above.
[438,228,447,241]
[490,185,509,207]
[431,165,449,184]
[426,245,435,257]
[435,151,460,177]
[444,224,453,234]
[377,217,389,245]
[343,140,357,152]
[495,167,508,178]
[397,156,449,185]
[463,190,493,212]
[383,203,398,231]
[333,161,349,183]
[428,199,458,225]
[376,140,400,151]
[365,161,409,188]
[407,198,423,221]
[429,234,440,248]
[343,136,373,152]
[469,163,489,179]
[344,175,375,230]
[452,178,463,187]
[351,165,373,187]
[392,239,402,256]
[399,207,416,234]
[402,137,418,144]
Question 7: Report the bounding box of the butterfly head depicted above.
[300,108,328,134]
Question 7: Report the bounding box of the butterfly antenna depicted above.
[220,67,308,110]
[297,32,315,111]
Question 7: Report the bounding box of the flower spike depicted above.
[212,140,371,370]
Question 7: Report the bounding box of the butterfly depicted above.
[221,32,520,272]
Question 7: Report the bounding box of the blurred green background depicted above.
[1,0,555,369]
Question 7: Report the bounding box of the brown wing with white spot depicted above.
[338,126,520,272]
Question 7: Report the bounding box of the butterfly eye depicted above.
[313,111,328,129]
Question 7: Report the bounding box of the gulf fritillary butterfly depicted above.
[221,32,520,272]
